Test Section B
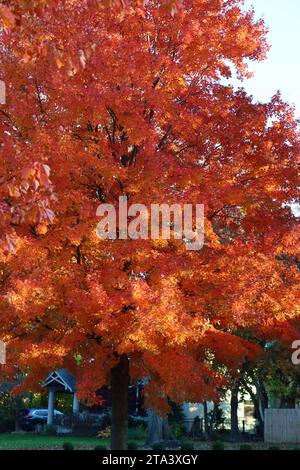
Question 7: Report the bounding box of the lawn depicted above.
[0,434,299,450]
[0,434,110,450]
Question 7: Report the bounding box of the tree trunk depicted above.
[230,385,240,439]
[146,409,178,447]
[258,380,269,413]
[111,354,129,450]
[203,401,209,440]
[255,378,268,437]
[243,382,264,438]
[210,402,219,433]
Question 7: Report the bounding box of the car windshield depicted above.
[34,411,48,416]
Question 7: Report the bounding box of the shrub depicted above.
[0,416,15,433]
[63,442,74,450]
[128,415,147,428]
[43,424,57,436]
[73,427,97,437]
[211,441,225,451]
[171,422,185,439]
[152,442,166,451]
[268,446,280,450]
[97,426,111,439]
[94,444,107,451]
[180,441,194,451]
[128,442,138,450]
[239,444,252,451]
[73,421,100,437]
[207,405,225,431]
[128,424,147,441]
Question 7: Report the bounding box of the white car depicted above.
[19,408,63,430]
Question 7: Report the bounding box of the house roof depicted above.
[44,369,76,393]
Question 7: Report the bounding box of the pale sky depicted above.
[232,1,300,216]
[237,0,300,117]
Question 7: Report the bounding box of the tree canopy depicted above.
[0,0,299,417]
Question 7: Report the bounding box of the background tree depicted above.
[0,0,299,449]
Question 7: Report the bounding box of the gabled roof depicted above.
[44,369,76,393]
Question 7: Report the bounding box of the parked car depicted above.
[18,408,63,431]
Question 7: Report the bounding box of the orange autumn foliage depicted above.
[0,0,299,409]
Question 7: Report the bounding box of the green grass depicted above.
[0,434,110,450]
[0,435,297,451]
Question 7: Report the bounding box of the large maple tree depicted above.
[0,0,299,449]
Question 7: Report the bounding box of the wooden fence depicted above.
[265,409,300,443]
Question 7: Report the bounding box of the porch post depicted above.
[73,393,80,414]
[47,388,55,425]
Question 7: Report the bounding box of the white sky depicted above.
[230,1,300,217]
[237,0,300,117]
